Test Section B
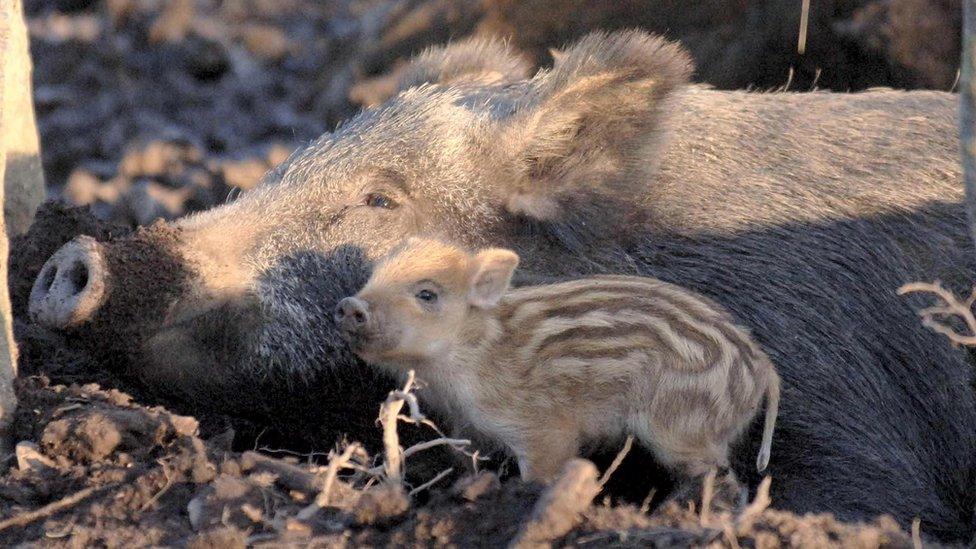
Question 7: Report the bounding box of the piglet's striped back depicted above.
[500,275,766,375]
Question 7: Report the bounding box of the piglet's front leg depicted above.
[513,429,579,483]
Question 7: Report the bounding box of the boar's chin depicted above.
[135,292,265,409]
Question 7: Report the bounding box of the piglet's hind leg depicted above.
[514,430,579,483]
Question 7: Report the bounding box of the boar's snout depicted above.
[334,297,370,334]
[29,235,110,329]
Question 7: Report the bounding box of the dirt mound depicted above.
[1,376,918,547]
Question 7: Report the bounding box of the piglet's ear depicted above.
[500,31,692,230]
[468,248,520,309]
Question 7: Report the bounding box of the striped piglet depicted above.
[335,238,779,484]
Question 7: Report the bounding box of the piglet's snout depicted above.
[334,297,370,335]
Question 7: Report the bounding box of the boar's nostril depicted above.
[68,261,89,294]
[28,236,110,329]
[39,264,57,294]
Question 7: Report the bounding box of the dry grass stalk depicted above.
[699,468,717,527]
[0,483,118,531]
[735,476,772,536]
[379,370,420,483]
[897,281,976,346]
[408,467,454,497]
[597,435,634,487]
[373,370,476,483]
[296,442,367,521]
[797,0,811,54]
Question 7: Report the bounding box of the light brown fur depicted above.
[336,238,780,483]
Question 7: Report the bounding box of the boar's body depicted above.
[27,33,976,541]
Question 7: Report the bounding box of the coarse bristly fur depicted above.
[30,29,976,543]
[336,238,781,484]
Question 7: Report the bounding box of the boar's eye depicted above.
[364,193,398,209]
[415,289,438,304]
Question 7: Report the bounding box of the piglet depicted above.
[335,238,779,483]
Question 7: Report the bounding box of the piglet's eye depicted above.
[415,289,438,303]
[364,193,398,209]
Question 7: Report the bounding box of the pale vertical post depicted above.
[2,0,43,237]
[0,0,16,454]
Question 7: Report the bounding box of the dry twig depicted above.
[140,459,174,512]
[699,468,717,527]
[408,467,454,497]
[374,370,477,483]
[897,281,976,346]
[598,435,634,487]
[0,484,118,532]
[735,476,772,536]
[296,442,367,520]
[378,370,420,483]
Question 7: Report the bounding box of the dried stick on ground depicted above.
[598,435,634,487]
[296,442,366,520]
[699,468,717,527]
[374,370,474,483]
[897,282,976,346]
[735,476,772,536]
[0,483,117,532]
[378,370,419,483]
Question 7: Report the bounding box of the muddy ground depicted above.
[0,375,918,547]
[0,0,964,546]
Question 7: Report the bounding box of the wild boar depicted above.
[24,30,976,541]
[335,238,780,484]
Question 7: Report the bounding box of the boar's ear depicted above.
[500,31,692,231]
[398,37,532,92]
[468,249,520,309]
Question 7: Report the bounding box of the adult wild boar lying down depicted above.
[24,31,976,541]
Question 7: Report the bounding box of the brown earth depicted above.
[0,375,919,547]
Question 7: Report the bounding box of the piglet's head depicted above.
[334,238,518,366]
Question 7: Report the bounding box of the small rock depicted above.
[352,482,409,526]
[186,526,247,549]
[185,35,231,82]
[453,471,500,502]
[167,413,200,437]
[240,24,291,61]
[63,170,122,206]
[148,0,195,44]
[266,144,293,167]
[217,158,268,191]
[15,441,57,472]
[124,180,192,225]
[187,490,207,531]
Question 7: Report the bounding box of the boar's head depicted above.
[27,31,692,441]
